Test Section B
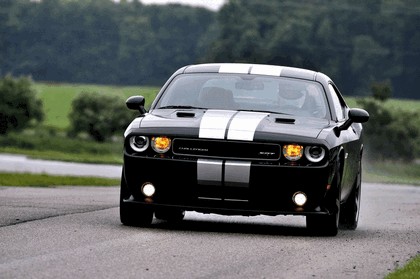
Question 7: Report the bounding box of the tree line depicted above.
[1,0,419,99]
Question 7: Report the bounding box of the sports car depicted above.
[120,63,369,236]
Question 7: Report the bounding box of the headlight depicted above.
[129,136,149,152]
[283,144,303,161]
[304,146,325,163]
[151,136,171,153]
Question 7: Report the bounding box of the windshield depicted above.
[155,73,329,119]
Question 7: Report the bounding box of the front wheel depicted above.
[306,160,341,236]
[306,200,339,237]
[120,199,154,227]
[339,159,362,230]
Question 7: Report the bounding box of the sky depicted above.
[139,0,227,11]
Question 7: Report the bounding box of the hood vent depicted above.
[176,111,195,118]
[275,118,295,124]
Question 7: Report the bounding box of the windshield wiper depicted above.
[237,109,290,115]
[158,105,204,110]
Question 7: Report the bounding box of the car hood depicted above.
[125,109,333,141]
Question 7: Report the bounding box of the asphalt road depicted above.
[0,183,419,279]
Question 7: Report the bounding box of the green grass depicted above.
[0,147,123,164]
[346,97,420,113]
[385,255,420,279]
[363,161,420,186]
[0,129,124,164]
[34,82,160,129]
[0,172,119,187]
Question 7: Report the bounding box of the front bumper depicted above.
[123,152,334,216]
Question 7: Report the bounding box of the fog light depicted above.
[292,192,307,206]
[141,183,155,197]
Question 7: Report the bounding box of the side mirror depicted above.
[126,95,147,115]
[334,108,369,136]
[348,108,369,123]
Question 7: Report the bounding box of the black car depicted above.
[120,63,369,236]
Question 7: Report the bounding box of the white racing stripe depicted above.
[197,159,251,188]
[197,159,223,186]
[219,64,251,74]
[227,111,268,141]
[224,161,251,187]
[195,64,282,188]
[250,64,283,76]
[199,110,268,141]
[197,110,268,188]
[218,63,283,76]
[199,110,236,139]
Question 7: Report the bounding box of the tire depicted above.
[155,209,185,223]
[306,211,339,237]
[306,160,341,236]
[339,159,362,230]
[119,170,153,227]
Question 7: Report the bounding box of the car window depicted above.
[328,84,346,121]
[156,73,329,119]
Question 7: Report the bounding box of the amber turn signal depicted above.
[283,144,303,161]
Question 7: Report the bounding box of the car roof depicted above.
[175,63,330,84]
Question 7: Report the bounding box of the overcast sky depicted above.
[139,0,226,11]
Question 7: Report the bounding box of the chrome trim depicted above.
[198,197,222,201]
[129,136,149,152]
[224,198,249,202]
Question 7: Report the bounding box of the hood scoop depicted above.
[176,111,196,118]
[275,117,295,124]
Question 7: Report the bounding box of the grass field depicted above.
[0,172,119,187]
[34,83,160,129]
[345,97,420,113]
[385,255,420,279]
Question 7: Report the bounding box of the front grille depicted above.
[172,138,280,161]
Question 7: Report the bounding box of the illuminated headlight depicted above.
[129,136,149,152]
[283,144,303,161]
[304,146,325,163]
[151,136,171,153]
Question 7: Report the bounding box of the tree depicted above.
[1,0,419,98]
[0,75,44,134]
[68,91,135,142]
[357,82,420,161]
[371,81,392,101]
